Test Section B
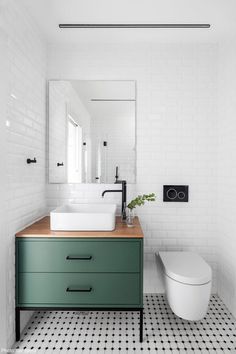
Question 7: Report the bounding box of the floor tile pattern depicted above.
[14,294,236,353]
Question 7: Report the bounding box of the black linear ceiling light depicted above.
[59,24,210,29]
[90,98,136,102]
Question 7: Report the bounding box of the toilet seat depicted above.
[159,252,212,285]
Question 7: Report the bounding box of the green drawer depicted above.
[17,239,141,273]
[18,273,141,307]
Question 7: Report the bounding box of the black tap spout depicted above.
[102,190,121,197]
[102,180,127,220]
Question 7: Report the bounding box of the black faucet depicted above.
[102,180,127,220]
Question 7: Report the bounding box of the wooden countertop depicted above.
[15,216,143,238]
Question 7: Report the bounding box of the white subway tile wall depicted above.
[90,98,136,184]
[0,29,8,349]
[218,40,236,318]
[47,43,218,293]
[48,81,91,183]
[1,0,47,347]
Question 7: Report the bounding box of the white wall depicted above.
[0,0,47,347]
[47,43,218,292]
[0,28,8,350]
[218,40,236,318]
[90,101,135,183]
[49,81,91,183]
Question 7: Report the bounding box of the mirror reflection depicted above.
[48,80,136,184]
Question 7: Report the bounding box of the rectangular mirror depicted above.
[48,80,136,184]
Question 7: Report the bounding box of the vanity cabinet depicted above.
[16,239,142,307]
[15,217,143,342]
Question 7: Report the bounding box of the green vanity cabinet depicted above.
[16,238,143,308]
[15,231,143,342]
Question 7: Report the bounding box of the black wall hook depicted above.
[57,162,64,167]
[27,158,37,164]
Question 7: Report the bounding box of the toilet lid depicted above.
[159,252,212,285]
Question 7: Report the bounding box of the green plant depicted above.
[127,193,156,210]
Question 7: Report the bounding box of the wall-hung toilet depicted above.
[158,252,212,321]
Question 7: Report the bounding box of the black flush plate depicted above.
[163,185,189,202]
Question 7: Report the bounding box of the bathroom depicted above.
[0,0,236,352]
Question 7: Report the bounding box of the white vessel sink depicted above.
[50,203,117,231]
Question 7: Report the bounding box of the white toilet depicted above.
[158,251,212,321]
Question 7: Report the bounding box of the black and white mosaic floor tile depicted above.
[13,294,236,353]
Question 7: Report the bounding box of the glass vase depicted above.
[126,208,135,227]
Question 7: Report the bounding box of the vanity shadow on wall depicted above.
[48,80,136,184]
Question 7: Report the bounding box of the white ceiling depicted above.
[71,81,135,101]
[70,81,135,120]
[21,0,236,44]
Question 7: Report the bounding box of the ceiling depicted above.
[21,0,236,44]
[71,81,135,101]
[70,81,135,120]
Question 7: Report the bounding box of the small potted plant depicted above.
[126,193,156,227]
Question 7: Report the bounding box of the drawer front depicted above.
[18,273,141,307]
[17,240,140,273]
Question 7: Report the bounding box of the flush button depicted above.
[178,191,186,200]
[166,188,178,200]
[163,185,189,202]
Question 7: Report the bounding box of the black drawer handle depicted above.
[66,286,92,292]
[66,255,92,260]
